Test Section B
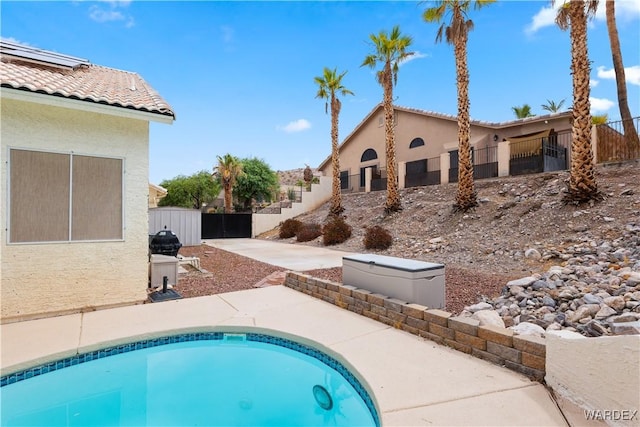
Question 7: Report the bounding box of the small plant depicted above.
[322,217,352,246]
[287,188,297,201]
[363,225,392,250]
[279,218,302,239]
[296,222,322,242]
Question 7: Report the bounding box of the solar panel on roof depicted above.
[0,39,90,69]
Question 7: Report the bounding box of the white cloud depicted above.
[89,6,124,22]
[278,119,311,133]
[597,65,640,85]
[594,0,640,22]
[590,97,615,113]
[88,1,134,27]
[525,4,561,35]
[590,79,599,87]
[398,51,429,66]
[2,37,31,46]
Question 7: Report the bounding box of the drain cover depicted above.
[313,385,333,410]
[148,289,182,302]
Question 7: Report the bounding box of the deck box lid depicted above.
[343,253,443,273]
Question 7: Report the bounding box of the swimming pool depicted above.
[1,332,379,426]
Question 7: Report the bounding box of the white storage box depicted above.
[342,254,445,308]
[149,254,179,287]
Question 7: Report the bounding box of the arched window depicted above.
[360,148,378,162]
[409,137,425,149]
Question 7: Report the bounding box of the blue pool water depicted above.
[1,333,378,427]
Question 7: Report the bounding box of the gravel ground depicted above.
[175,244,517,314]
[175,163,638,315]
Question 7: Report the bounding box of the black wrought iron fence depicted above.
[473,146,498,180]
[596,117,640,163]
[341,174,364,193]
[405,157,440,187]
[371,168,387,192]
[509,131,571,176]
[509,138,543,175]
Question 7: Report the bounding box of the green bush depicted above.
[363,225,392,250]
[296,222,322,242]
[279,219,302,239]
[322,217,352,246]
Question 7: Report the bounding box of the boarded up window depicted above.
[9,149,123,243]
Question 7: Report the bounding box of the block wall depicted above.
[285,271,546,381]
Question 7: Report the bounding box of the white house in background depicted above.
[0,39,175,322]
[149,183,168,208]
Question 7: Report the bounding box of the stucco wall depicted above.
[319,107,572,179]
[545,331,640,427]
[1,98,150,322]
[253,176,331,237]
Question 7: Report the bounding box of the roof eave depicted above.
[1,86,175,124]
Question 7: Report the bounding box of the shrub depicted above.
[287,188,297,201]
[322,217,352,246]
[363,225,392,250]
[279,218,302,239]
[296,222,322,242]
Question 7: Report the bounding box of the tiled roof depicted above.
[1,45,174,119]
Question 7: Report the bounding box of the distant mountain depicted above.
[277,168,319,186]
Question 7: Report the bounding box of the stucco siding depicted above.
[319,106,573,179]
[1,98,150,321]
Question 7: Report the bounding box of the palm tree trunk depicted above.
[606,0,640,147]
[330,95,344,216]
[383,62,401,213]
[453,17,477,212]
[565,0,599,203]
[224,181,232,213]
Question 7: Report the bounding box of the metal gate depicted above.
[201,213,252,239]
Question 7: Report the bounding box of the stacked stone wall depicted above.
[285,271,546,381]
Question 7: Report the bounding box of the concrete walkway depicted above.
[1,286,568,426]
[203,238,354,270]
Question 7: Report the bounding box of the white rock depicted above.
[467,302,493,313]
[510,322,545,337]
[429,237,443,244]
[569,304,600,323]
[472,310,506,328]
[524,248,542,260]
[506,277,537,288]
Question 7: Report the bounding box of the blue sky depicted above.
[2,1,639,184]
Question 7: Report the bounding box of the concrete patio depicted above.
[1,285,570,426]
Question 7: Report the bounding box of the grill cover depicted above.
[149,229,182,257]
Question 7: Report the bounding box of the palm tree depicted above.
[541,99,566,113]
[605,0,640,146]
[555,0,601,204]
[423,0,494,212]
[512,104,535,118]
[214,154,243,213]
[314,67,354,216]
[361,25,413,214]
[592,114,608,125]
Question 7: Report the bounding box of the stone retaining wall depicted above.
[285,271,546,381]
